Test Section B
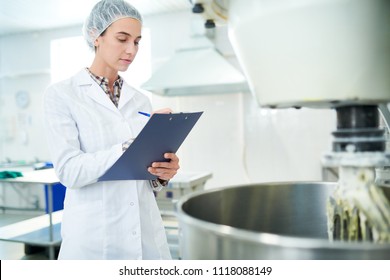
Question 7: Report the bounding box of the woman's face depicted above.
[94,17,142,72]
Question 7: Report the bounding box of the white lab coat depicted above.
[44,69,171,260]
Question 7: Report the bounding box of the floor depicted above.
[0,212,50,260]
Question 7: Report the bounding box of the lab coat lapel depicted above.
[76,69,119,114]
[118,82,135,110]
[85,82,119,113]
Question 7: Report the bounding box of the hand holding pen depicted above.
[138,107,173,118]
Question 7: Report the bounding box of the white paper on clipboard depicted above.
[98,112,203,181]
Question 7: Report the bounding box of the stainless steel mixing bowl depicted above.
[176,182,390,259]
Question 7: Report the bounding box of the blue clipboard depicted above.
[98,112,203,181]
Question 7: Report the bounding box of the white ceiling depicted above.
[0,0,191,36]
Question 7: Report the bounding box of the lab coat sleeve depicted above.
[43,85,123,189]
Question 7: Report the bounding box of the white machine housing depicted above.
[191,0,390,108]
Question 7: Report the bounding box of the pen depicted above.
[138,111,151,117]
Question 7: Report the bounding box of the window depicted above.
[50,36,93,83]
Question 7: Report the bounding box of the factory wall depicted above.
[0,26,82,163]
[0,9,335,210]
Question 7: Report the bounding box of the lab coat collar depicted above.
[75,69,135,113]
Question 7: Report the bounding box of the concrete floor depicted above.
[0,212,50,260]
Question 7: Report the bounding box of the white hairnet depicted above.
[83,0,143,50]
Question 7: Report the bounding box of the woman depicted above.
[44,0,179,259]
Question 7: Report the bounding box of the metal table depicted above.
[156,171,212,214]
[0,169,61,260]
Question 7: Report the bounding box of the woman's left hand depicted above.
[148,153,180,180]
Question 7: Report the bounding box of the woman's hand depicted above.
[152,108,173,115]
[148,153,180,181]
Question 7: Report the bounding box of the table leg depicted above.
[47,184,54,260]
